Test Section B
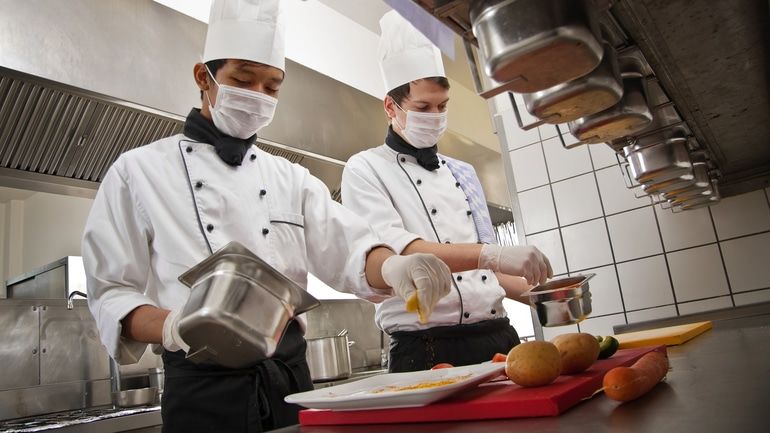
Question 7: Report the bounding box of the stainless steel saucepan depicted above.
[305,331,355,382]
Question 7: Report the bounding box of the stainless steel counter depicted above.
[273,312,770,433]
[0,406,161,433]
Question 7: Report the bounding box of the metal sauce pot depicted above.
[305,332,354,383]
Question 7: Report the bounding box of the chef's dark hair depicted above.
[200,59,227,99]
[387,77,450,105]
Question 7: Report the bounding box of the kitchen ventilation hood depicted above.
[410,0,770,198]
[0,0,513,219]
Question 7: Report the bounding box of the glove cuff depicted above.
[478,244,502,271]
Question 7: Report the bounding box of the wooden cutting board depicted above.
[614,321,712,349]
[299,345,666,426]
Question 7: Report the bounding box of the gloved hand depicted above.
[478,244,553,286]
[162,309,190,353]
[381,253,452,324]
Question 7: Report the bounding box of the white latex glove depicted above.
[478,244,553,286]
[381,253,452,323]
[162,309,190,353]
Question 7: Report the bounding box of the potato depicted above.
[505,341,562,387]
[550,333,600,374]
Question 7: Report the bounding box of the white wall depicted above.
[496,94,770,339]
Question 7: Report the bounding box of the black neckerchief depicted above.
[183,108,256,166]
[384,126,440,171]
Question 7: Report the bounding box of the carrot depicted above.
[603,351,669,402]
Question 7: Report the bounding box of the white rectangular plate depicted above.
[285,362,505,410]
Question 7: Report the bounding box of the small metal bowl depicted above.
[112,387,158,408]
[521,274,595,327]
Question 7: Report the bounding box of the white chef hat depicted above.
[202,0,285,72]
[378,10,446,93]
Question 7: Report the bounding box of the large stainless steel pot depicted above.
[522,42,622,124]
[567,57,653,143]
[177,242,320,368]
[470,0,602,93]
[305,333,354,382]
[624,136,692,185]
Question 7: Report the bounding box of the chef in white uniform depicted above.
[341,11,553,373]
[81,2,452,431]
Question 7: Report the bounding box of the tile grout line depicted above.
[708,206,737,307]
[651,204,681,316]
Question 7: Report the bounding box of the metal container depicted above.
[523,43,622,124]
[521,274,595,327]
[306,333,354,382]
[662,163,712,201]
[470,0,602,92]
[147,368,164,399]
[567,60,653,143]
[112,387,157,408]
[177,242,320,368]
[624,136,693,185]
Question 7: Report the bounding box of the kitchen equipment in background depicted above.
[493,221,517,246]
[297,346,666,425]
[306,332,355,382]
[567,56,653,143]
[4,256,87,299]
[614,321,712,349]
[147,368,164,400]
[469,0,603,93]
[624,136,693,185]
[661,162,712,201]
[521,42,622,128]
[521,274,595,327]
[112,387,158,408]
[177,241,321,368]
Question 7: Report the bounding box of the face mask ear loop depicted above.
[204,64,220,111]
[391,97,408,131]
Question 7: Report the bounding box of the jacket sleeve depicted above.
[300,170,393,303]
[81,160,157,364]
[340,156,421,254]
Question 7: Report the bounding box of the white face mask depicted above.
[205,67,278,139]
[393,100,448,149]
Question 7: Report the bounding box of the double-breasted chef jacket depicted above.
[82,134,388,364]
[341,144,507,334]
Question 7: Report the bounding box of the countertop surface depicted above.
[273,312,770,433]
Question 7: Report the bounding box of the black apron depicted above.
[161,320,312,433]
[388,317,520,373]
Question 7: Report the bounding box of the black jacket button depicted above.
[456,275,462,282]
[416,179,422,185]
[491,309,497,315]
[262,228,270,235]
[481,275,487,281]
[400,157,406,162]
[259,189,267,196]
[466,210,472,216]
[463,312,470,319]
[455,182,460,187]
[431,208,437,215]
[444,240,450,244]
[186,146,193,153]
[250,154,257,161]
[195,181,203,189]
[206,224,214,232]
[441,160,446,165]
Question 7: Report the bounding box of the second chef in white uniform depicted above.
[341,11,553,372]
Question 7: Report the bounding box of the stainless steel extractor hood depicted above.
[0,0,513,220]
[411,0,770,198]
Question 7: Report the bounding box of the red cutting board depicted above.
[300,345,666,426]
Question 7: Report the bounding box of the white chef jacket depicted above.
[82,134,388,364]
[341,144,506,333]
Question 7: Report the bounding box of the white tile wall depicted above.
[617,255,674,310]
[542,136,593,182]
[578,313,627,337]
[710,190,770,240]
[720,232,770,292]
[509,143,549,191]
[655,206,717,252]
[734,289,770,306]
[626,305,678,324]
[607,207,663,262]
[595,166,651,215]
[572,265,623,316]
[562,219,614,271]
[539,125,558,141]
[677,296,733,315]
[589,144,621,170]
[517,186,558,234]
[551,174,603,226]
[526,229,568,275]
[500,108,541,150]
[667,244,729,302]
[542,323,579,341]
